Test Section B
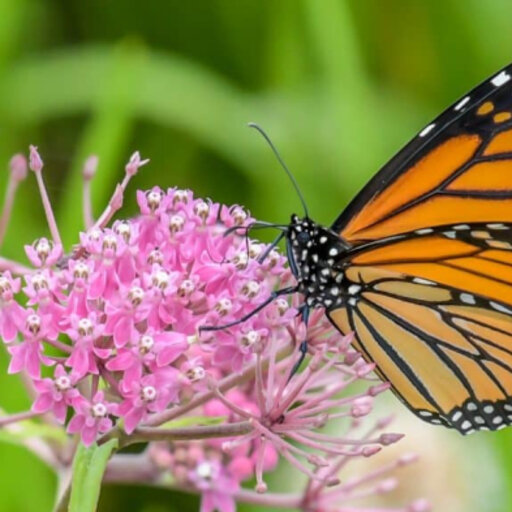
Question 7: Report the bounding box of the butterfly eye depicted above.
[297,231,310,243]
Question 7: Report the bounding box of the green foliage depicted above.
[0,1,511,511]
[69,439,118,512]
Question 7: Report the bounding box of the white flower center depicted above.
[55,375,71,391]
[92,402,107,417]
[32,273,49,291]
[232,252,248,270]
[26,314,41,334]
[139,334,154,353]
[240,330,260,348]
[232,207,247,225]
[187,366,205,382]
[129,286,145,305]
[34,238,51,261]
[169,215,185,233]
[114,221,131,241]
[196,461,214,479]
[141,385,157,402]
[249,244,262,258]
[73,262,90,279]
[152,270,170,290]
[241,280,260,298]
[276,298,289,315]
[146,190,162,211]
[173,190,188,204]
[147,249,164,265]
[178,279,195,297]
[78,318,93,337]
[194,201,209,220]
[0,276,10,293]
[215,298,232,316]
[102,234,117,251]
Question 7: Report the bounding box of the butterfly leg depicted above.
[200,285,298,332]
[287,304,310,380]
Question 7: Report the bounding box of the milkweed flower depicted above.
[0,147,430,512]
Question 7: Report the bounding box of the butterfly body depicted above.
[285,64,512,434]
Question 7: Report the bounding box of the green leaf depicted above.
[69,439,118,512]
[0,422,67,445]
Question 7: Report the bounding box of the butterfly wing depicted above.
[326,63,512,432]
[330,237,512,433]
[332,64,512,244]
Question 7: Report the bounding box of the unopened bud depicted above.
[83,155,98,181]
[29,145,43,173]
[9,154,28,182]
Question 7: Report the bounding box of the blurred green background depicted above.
[1,0,512,510]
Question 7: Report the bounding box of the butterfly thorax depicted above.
[286,214,352,310]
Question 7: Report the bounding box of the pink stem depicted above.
[82,179,94,229]
[34,171,62,247]
[0,409,41,427]
[0,178,18,248]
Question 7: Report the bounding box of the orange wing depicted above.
[328,263,512,433]
[323,64,512,434]
[332,66,512,244]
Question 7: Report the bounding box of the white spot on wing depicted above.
[454,96,470,111]
[412,277,436,285]
[452,411,462,422]
[419,123,436,137]
[490,301,512,315]
[491,70,511,87]
[416,228,433,235]
[460,293,476,305]
[487,223,509,230]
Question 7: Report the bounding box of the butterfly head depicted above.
[286,214,350,309]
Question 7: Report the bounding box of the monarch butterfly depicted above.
[280,63,512,435]
[205,63,512,435]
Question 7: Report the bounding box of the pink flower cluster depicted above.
[0,147,430,512]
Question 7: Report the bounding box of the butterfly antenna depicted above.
[248,122,309,217]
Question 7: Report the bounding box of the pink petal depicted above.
[113,316,134,348]
[67,414,85,434]
[53,401,68,424]
[31,393,53,414]
[7,344,26,374]
[81,425,98,446]
[123,406,145,434]
[106,351,135,371]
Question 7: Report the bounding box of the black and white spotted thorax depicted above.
[286,215,353,310]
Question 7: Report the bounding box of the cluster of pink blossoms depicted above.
[0,147,430,512]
